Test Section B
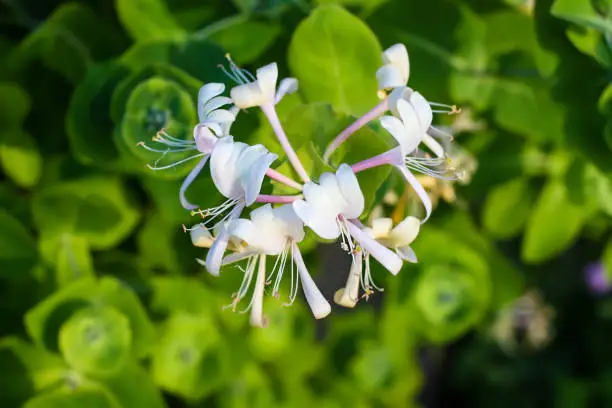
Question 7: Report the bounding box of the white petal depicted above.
[396,246,418,263]
[274,204,305,243]
[230,82,265,109]
[221,249,258,265]
[376,65,406,90]
[198,83,225,122]
[256,62,278,104]
[333,251,362,308]
[190,224,214,248]
[409,91,433,132]
[336,164,364,220]
[275,78,299,104]
[180,154,209,210]
[422,133,445,158]
[237,146,277,206]
[193,125,217,153]
[380,115,410,150]
[202,96,233,119]
[210,137,248,199]
[382,44,409,84]
[292,199,340,240]
[205,109,236,126]
[370,218,393,239]
[395,165,432,223]
[346,221,402,275]
[250,255,268,328]
[396,98,423,153]
[388,216,420,247]
[205,225,230,276]
[293,243,331,319]
[387,86,413,116]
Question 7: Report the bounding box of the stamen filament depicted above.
[146,152,207,170]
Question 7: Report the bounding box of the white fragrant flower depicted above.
[221,204,331,326]
[225,61,298,109]
[197,136,277,276]
[292,164,403,275]
[376,43,410,91]
[334,216,420,308]
[139,83,239,210]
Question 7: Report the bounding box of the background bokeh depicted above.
[1,0,612,407]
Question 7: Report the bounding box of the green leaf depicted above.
[39,233,95,287]
[552,0,612,33]
[116,0,187,42]
[203,17,282,64]
[0,83,30,128]
[25,277,155,358]
[151,313,227,400]
[32,177,140,250]
[288,5,382,115]
[23,384,121,408]
[149,277,215,316]
[67,63,131,166]
[59,307,131,377]
[522,180,588,263]
[12,3,125,83]
[0,130,42,188]
[0,337,68,407]
[0,209,38,279]
[98,362,167,408]
[410,227,491,343]
[483,177,535,239]
[603,238,612,279]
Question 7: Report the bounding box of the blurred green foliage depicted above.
[0,0,611,406]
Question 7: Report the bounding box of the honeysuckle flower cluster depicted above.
[140,45,467,327]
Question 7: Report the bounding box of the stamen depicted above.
[405,156,462,181]
[146,152,207,171]
[429,102,462,115]
[190,197,241,229]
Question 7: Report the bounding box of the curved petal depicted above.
[205,109,236,125]
[346,221,402,275]
[394,165,432,223]
[422,133,445,158]
[210,137,248,199]
[396,98,423,153]
[382,44,409,83]
[292,200,340,240]
[230,82,265,109]
[202,96,233,118]
[274,204,305,243]
[376,65,406,90]
[250,255,268,328]
[380,115,409,150]
[238,147,277,206]
[275,78,299,104]
[205,225,230,276]
[198,83,225,122]
[334,251,362,308]
[370,217,393,239]
[180,154,210,210]
[293,243,331,319]
[256,62,278,104]
[388,216,420,247]
[387,86,413,116]
[190,223,214,248]
[396,246,418,263]
[193,125,217,153]
[336,164,364,219]
[409,91,433,132]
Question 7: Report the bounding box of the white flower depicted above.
[222,204,331,326]
[334,216,420,308]
[139,82,240,210]
[228,62,298,109]
[376,44,410,91]
[198,136,277,276]
[292,164,403,275]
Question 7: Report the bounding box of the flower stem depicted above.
[323,98,389,163]
[265,168,302,190]
[261,103,311,183]
[351,147,402,174]
[256,194,302,204]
